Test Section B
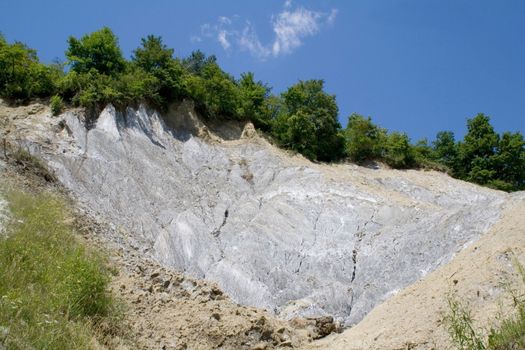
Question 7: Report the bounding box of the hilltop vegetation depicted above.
[0,28,523,190]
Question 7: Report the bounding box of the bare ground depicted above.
[0,142,330,350]
[307,193,525,350]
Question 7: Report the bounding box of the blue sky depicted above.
[1,0,524,141]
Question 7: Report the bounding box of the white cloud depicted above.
[271,7,322,56]
[327,9,338,24]
[217,30,231,50]
[239,21,271,58]
[193,1,337,60]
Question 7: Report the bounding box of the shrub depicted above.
[383,132,416,169]
[0,34,59,101]
[132,35,186,104]
[445,296,486,350]
[184,63,240,119]
[344,113,386,163]
[50,94,64,115]
[272,80,345,161]
[237,72,272,130]
[66,27,125,76]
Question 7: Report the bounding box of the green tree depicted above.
[237,72,272,130]
[344,113,386,163]
[132,35,185,104]
[433,131,457,169]
[413,138,433,160]
[457,113,499,183]
[273,80,345,161]
[66,27,125,75]
[182,50,217,76]
[491,131,525,190]
[0,34,59,100]
[383,132,416,169]
[184,62,240,119]
[132,35,174,73]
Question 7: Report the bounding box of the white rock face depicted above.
[41,104,506,325]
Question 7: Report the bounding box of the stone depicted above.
[16,103,508,326]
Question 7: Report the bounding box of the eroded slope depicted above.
[307,192,525,350]
[1,101,508,327]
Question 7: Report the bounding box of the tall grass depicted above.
[446,262,525,350]
[0,190,120,349]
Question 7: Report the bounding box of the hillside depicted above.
[308,192,525,349]
[1,100,522,349]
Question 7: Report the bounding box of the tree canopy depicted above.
[66,27,125,76]
[272,80,345,161]
[344,114,386,163]
[1,28,523,191]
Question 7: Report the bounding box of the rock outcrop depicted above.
[307,193,525,349]
[0,101,508,328]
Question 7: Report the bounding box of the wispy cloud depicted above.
[192,1,337,60]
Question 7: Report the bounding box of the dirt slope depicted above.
[2,100,522,349]
[307,193,525,350]
[0,100,507,328]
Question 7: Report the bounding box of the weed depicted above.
[446,262,525,350]
[0,190,122,349]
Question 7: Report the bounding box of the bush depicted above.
[237,72,272,130]
[344,113,386,163]
[50,94,64,115]
[0,190,121,348]
[0,34,59,101]
[272,80,345,161]
[184,63,240,119]
[383,132,416,169]
[66,27,125,76]
[132,35,186,104]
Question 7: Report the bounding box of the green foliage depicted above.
[383,132,416,169]
[184,62,240,119]
[237,72,272,130]
[344,113,386,163]
[0,34,59,101]
[0,190,121,349]
[492,132,525,190]
[433,131,458,169]
[182,50,217,76]
[132,35,174,73]
[272,80,345,161]
[413,138,434,161]
[446,263,525,350]
[132,35,186,104]
[66,27,125,76]
[273,110,318,160]
[50,94,64,115]
[457,114,499,182]
[445,296,486,350]
[446,114,525,191]
[2,27,524,191]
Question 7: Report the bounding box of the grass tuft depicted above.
[446,262,525,350]
[0,190,121,349]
